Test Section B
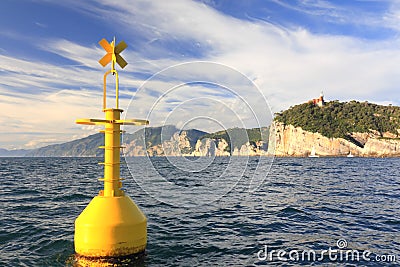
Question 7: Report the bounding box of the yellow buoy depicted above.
[74,37,149,261]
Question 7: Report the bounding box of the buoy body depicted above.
[74,194,147,257]
[74,37,149,262]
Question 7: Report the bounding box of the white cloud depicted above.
[270,0,400,31]
[82,0,400,106]
[383,1,400,31]
[42,39,103,68]
[1,0,400,149]
[0,88,101,147]
[25,138,60,148]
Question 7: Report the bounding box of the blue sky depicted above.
[1,0,400,149]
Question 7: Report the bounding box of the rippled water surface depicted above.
[1,157,399,266]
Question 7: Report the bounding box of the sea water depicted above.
[0,157,399,266]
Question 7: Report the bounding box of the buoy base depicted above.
[74,194,147,258]
[72,250,145,267]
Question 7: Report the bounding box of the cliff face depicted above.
[124,131,268,157]
[192,138,230,156]
[232,141,268,156]
[269,121,400,157]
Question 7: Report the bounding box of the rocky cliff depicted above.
[123,129,269,157]
[269,121,400,157]
[124,129,202,157]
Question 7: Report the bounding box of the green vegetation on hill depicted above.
[123,125,178,147]
[201,127,269,150]
[274,100,400,140]
[123,125,207,152]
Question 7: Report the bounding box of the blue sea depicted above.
[1,157,399,266]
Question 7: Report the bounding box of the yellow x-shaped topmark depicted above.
[98,38,128,69]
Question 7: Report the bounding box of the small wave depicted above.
[269,182,295,187]
[318,207,345,214]
[279,207,305,214]
[383,220,400,225]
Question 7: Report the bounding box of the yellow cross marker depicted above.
[98,38,128,69]
[96,37,130,109]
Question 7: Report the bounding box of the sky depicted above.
[1,0,400,149]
